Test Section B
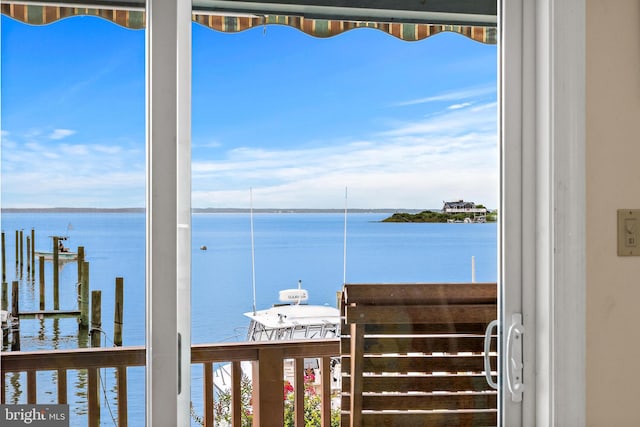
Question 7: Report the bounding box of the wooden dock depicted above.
[18,310,81,319]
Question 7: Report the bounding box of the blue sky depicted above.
[1,15,497,209]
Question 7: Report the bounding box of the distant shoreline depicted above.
[1,207,427,214]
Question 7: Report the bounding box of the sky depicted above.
[1,15,497,210]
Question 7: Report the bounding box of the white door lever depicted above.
[506,313,524,402]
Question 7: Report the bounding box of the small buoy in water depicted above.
[200,245,207,251]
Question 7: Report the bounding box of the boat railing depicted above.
[1,339,340,427]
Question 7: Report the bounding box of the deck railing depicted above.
[1,339,340,427]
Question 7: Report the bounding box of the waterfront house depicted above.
[442,200,488,214]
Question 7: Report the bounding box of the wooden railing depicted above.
[1,339,340,427]
[340,283,498,427]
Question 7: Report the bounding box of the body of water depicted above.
[1,211,497,425]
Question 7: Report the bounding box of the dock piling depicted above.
[79,261,90,329]
[26,237,30,274]
[39,256,45,310]
[19,230,23,272]
[471,256,476,283]
[11,281,20,350]
[1,281,7,311]
[30,229,35,276]
[1,231,6,282]
[90,290,102,348]
[11,281,19,319]
[53,237,59,310]
[114,277,123,346]
[77,247,85,303]
[14,231,18,267]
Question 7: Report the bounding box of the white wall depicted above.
[586,0,640,425]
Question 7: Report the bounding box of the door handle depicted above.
[483,319,499,389]
[506,313,524,402]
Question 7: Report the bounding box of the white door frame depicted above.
[525,0,586,425]
[502,0,585,425]
[145,0,192,425]
[144,0,586,425]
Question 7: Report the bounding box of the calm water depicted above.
[1,211,497,425]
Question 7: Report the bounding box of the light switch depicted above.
[618,209,640,256]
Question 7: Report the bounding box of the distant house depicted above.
[442,200,488,214]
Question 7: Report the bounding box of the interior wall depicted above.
[586,0,640,425]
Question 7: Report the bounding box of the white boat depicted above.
[245,286,340,341]
[35,234,78,262]
[34,250,78,262]
[214,283,341,395]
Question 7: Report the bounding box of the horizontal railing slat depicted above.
[341,409,498,427]
[342,354,496,374]
[342,391,497,411]
[343,283,497,305]
[1,340,340,372]
[0,346,146,371]
[345,304,497,325]
[342,373,494,393]
[340,335,497,354]
[341,322,491,336]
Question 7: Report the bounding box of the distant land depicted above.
[1,207,427,214]
[383,209,497,223]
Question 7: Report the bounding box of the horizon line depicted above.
[1,207,434,213]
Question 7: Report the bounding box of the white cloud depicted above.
[1,134,145,208]
[191,100,498,209]
[448,102,472,110]
[2,91,498,209]
[49,129,76,140]
[394,86,496,107]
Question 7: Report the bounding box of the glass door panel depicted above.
[190,6,503,426]
[1,13,147,426]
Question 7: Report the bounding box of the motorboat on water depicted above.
[35,236,78,262]
[245,285,340,341]
[214,282,341,395]
[34,250,78,262]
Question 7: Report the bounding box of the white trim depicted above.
[502,0,585,425]
[499,0,525,424]
[176,0,192,424]
[533,0,586,425]
[146,0,192,424]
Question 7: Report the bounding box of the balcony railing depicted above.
[1,339,340,427]
[2,283,497,427]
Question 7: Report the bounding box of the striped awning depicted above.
[1,3,497,44]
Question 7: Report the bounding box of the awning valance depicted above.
[1,2,496,44]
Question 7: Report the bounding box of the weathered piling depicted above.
[11,280,19,318]
[39,256,45,310]
[30,229,35,274]
[19,230,23,270]
[11,280,22,350]
[1,281,7,311]
[1,231,6,282]
[14,230,18,266]
[53,237,59,310]
[26,237,30,274]
[79,261,90,329]
[77,246,85,303]
[90,290,102,348]
[472,255,476,283]
[114,277,124,346]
